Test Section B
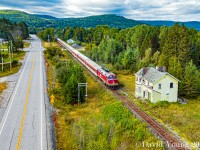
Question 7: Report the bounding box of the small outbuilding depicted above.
[67,39,75,44]
[135,67,180,103]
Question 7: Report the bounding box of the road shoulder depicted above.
[0,52,29,123]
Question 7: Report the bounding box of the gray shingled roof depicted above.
[135,67,168,83]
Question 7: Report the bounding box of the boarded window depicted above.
[158,84,161,89]
[170,82,173,88]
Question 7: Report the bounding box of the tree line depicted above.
[39,24,200,99]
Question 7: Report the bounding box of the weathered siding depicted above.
[153,74,178,102]
[135,74,179,103]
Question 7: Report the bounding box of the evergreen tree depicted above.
[178,24,190,66]
[151,51,160,66]
[158,53,168,67]
[168,56,183,80]
[122,47,135,69]
[181,61,200,98]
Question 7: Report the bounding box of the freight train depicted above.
[57,38,118,88]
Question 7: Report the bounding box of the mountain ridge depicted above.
[0,10,200,31]
[0,10,141,30]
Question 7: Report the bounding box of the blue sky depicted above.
[0,0,200,21]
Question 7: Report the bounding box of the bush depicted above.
[12,60,19,67]
[135,127,145,141]
[151,101,170,108]
[44,46,64,59]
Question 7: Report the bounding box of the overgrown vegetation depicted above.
[0,82,7,94]
[44,46,86,104]
[44,45,162,150]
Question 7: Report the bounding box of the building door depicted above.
[148,92,151,101]
[143,91,145,98]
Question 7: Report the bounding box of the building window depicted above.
[170,82,173,88]
[158,84,161,89]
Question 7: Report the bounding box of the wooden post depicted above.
[2,57,3,71]
[9,45,12,70]
[11,41,13,59]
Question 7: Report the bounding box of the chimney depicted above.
[156,66,167,72]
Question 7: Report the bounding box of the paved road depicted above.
[0,35,47,150]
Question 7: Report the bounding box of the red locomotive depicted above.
[57,38,118,88]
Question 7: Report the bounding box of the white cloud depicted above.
[1,0,200,21]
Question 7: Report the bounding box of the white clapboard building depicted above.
[135,67,180,103]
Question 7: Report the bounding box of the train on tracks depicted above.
[57,38,118,88]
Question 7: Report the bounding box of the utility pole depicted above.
[0,41,2,58]
[2,57,3,71]
[11,40,13,59]
[78,83,88,104]
[48,34,50,46]
[9,45,11,70]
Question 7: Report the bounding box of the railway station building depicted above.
[135,67,180,103]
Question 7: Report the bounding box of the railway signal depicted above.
[78,82,88,104]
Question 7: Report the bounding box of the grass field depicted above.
[0,50,26,77]
[43,42,59,49]
[24,42,31,48]
[45,46,163,150]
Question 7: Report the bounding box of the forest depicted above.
[0,18,29,50]
[39,24,200,99]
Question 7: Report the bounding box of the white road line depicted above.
[0,51,31,135]
[40,42,44,150]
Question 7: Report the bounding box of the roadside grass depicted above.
[0,50,26,77]
[45,46,163,150]
[24,42,31,48]
[116,71,200,145]
[0,82,7,94]
[43,42,59,49]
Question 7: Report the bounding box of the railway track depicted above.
[113,90,188,150]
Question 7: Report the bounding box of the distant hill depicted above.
[0,10,55,28]
[1,10,200,31]
[0,10,141,30]
[140,20,200,30]
[33,14,58,20]
[65,14,141,29]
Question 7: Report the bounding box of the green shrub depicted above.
[135,127,145,141]
[151,101,170,108]
[44,46,64,59]
[12,59,19,67]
